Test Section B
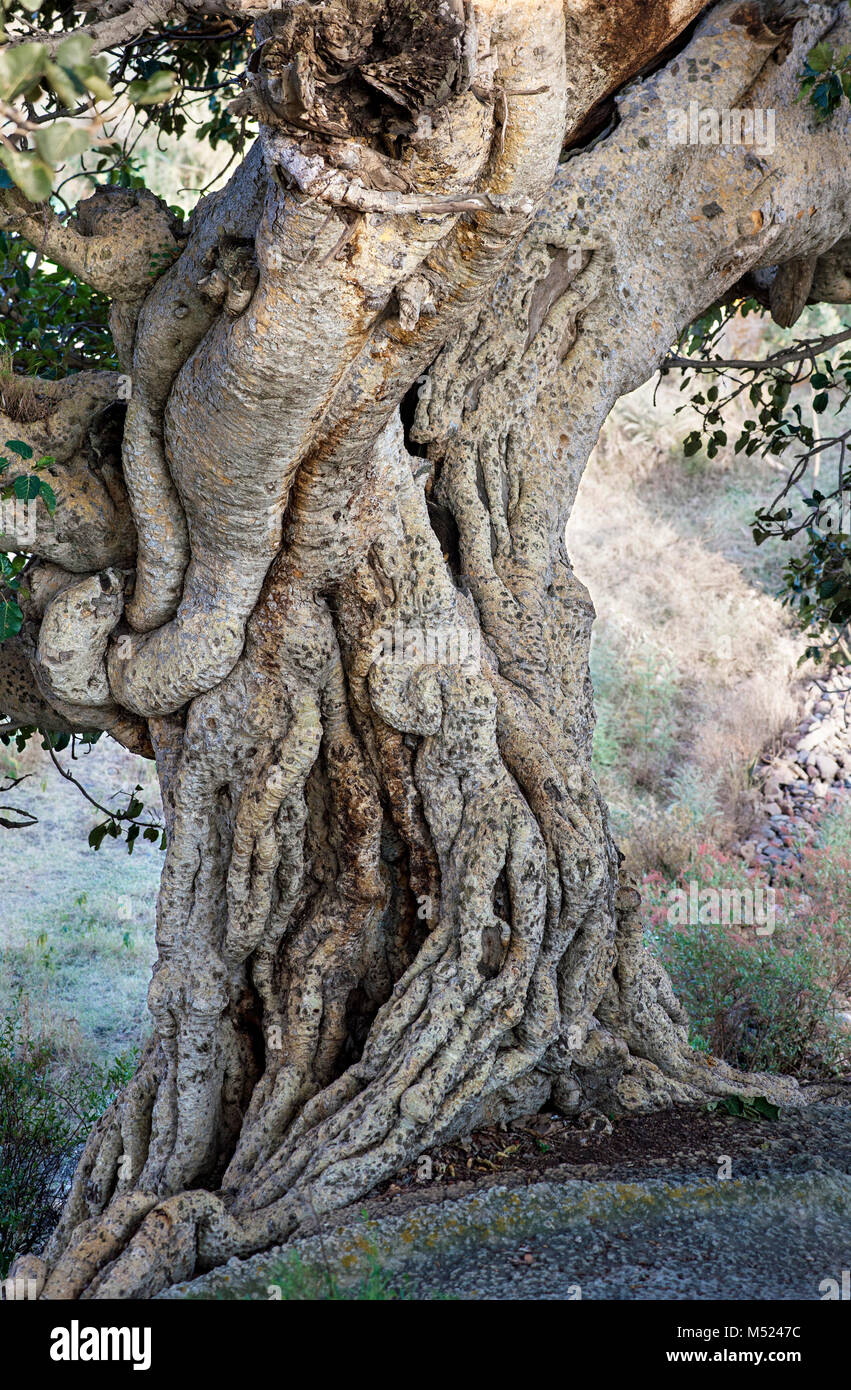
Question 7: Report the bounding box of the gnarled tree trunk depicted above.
[5,0,851,1298]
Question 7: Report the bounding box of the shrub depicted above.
[652,925,846,1074]
[0,1000,135,1278]
[643,833,851,1076]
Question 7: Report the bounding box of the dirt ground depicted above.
[371,1087,851,1209]
[166,1096,851,1301]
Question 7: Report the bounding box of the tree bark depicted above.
[6,0,851,1298]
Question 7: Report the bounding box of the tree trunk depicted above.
[6,0,851,1298]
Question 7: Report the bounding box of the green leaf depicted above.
[41,38,113,105]
[49,38,114,103]
[34,121,93,166]
[127,70,178,106]
[0,42,46,103]
[744,1096,780,1121]
[5,439,33,460]
[709,1093,780,1120]
[0,146,53,203]
[0,597,23,642]
[806,41,834,75]
[38,479,57,514]
[54,34,96,69]
[81,67,114,104]
[810,75,842,121]
[43,59,85,109]
[88,823,108,851]
[62,48,114,105]
[13,474,41,501]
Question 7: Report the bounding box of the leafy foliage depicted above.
[707,1094,780,1120]
[661,43,851,662]
[86,782,166,855]
[0,551,26,641]
[797,41,851,123]
[657,923,846,1072]
[0,0,254,203]
[42,745,167,853]
[0,728,165,853]
[668,299,851,663]
[0,228,116,373]
[0,30,113,200]
[643,840,851,1076]
[1,437,57,510]
[0,996,136,1277]
[0,437,57,645]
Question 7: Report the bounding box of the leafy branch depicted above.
[0,770,35,827]
[797,40,851,123]
[46,743,166,853]
[0,27,180,202]
[665,298,851,663]
[0,436,57,642]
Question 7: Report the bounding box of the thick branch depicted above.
[0,186,183,299]
[0,372,136,571]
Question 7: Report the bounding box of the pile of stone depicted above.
[740,667,851,875]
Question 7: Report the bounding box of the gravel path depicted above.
[164,1101,851,1301]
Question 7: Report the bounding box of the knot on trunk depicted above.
[243,0,472,139]
[198,236,260,317]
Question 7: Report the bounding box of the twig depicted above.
[665,328,851,374]
[47,745,164,834]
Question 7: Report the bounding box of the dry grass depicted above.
[0,365,54,424]
[567,369,808,876]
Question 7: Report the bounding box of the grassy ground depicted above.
[569,303,851,874]
[0,737,162,1068]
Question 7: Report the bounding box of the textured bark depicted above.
[0,371,135,572]
[6,0,851,1299]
